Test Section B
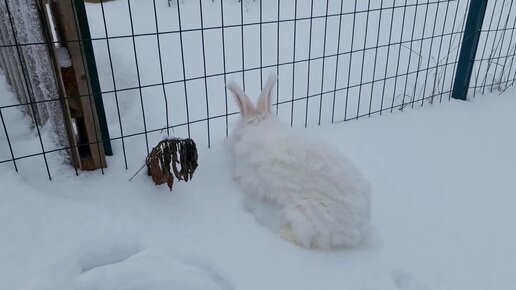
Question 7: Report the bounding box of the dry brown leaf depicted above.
[145,138,198,191]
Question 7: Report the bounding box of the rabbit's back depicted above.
[232,118,371,248]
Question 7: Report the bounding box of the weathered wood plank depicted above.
[43,0,107,170]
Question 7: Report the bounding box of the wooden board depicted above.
[41,0,107,170]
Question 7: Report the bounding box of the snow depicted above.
[2,70,516,289]
[55,47,72,68]
[1,0,516,289]
[1,0,68,149]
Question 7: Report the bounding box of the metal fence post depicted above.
[451,0,488,100]
[73,0,112,155]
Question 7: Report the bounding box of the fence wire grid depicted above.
[1,0,516,179]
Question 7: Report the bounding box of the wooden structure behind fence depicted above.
[0,0,108,171]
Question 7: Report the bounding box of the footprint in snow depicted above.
[391,269,427,290]
[74,245,230,290]
[78,240,141,274]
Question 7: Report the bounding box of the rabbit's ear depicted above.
[257,74,277,114]
[227,81,256,118]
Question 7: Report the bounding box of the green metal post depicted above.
[73,0,112,155]
[451,0,488,100]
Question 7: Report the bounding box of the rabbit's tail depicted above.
[281,202,333,249]
[281,201,366,249]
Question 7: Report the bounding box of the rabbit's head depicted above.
[227,74,277,128]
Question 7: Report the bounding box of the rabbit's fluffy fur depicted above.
[227,75,371,249]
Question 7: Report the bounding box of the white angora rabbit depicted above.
[227,75,371,249]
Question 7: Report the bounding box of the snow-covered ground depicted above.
[1,67,516,289]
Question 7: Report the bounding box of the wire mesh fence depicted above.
[1,0,515,179]
[471,0,516,95]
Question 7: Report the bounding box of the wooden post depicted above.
[73,0,112,156]
[38,0,108,170]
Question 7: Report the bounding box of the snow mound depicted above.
[75,250,230,290]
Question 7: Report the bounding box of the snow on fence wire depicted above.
[0,0,70,179]
[0,0,515,179]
